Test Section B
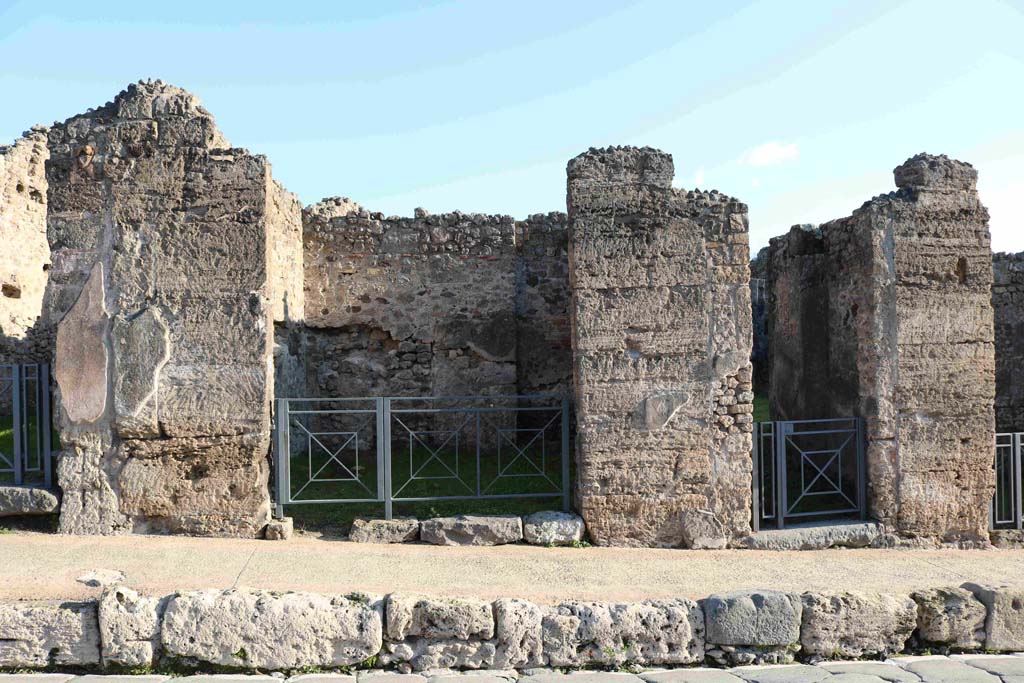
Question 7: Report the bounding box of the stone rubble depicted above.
[0,485,59,516]
[350,517,421,544]
[521,512,586,546]
[420,515,524,547]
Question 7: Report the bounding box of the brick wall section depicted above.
[767,154,995,543]
[566,146,753,548]
[993,252,1024,433]
[44,80,302,536]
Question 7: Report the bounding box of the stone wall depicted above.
[299,200,570,403]
[44,80,302,536]
[3,582,1021,672]
[767,154,995,543]
[567,146,753,548]
[993,252,1024,432]
[0,127,51,365]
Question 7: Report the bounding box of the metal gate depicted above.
[993,432,1023,530]
[0,363,53,487]
[753,417,866,531]
[273,394,570,519]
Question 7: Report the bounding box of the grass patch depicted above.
[753,394,770,423]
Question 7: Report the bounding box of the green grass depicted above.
[284,423,571,534]
[753,394,770,423]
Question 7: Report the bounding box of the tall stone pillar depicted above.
[766,154,994,543]
[566,146,753,547]
[45,81,302,536]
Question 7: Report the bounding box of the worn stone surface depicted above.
[54,263,109,425]
[98,585,163,667]
[493,598,543,669]
[350,518,420,544]
[76,569,125,588]
[387,595,495,641]
[264,517,293,541]
[45,80,300,537]
[963,583,1024,651]
[704,591,802,666]
[816,662,919,682]
[566,146,752,548]
[639,671,743,683]
[420,515,523,546]
[0,485,59,516]
[161,589,383,669]
[541,598,704,667]
[800,592,916,659]
[954,655,1024,678]
[522,512,585,546]
[0,600,100,667]
[737,523,883,551]
[766,154,994,544]
[912,587,986,649]
[0,127,51,366]
[992,253,1024,432]
[896,657,999,682]
[729,665,829,683]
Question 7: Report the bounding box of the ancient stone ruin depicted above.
[42,81,302,535]
[0,80,1015,548]
[566,147,753,547]
[766,154,995,543]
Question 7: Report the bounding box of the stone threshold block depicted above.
[736,522,883,551]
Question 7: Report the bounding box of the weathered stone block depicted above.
[541,599,704,667]
[493,598,543,669]
[350,517,420,544]
[386,594,494,641]
[799,592,916,659]
[912,587,986,649]
[0,600,100,667]
[704,591,801,666]
[264,517,293,541]
[962,583,1024,651]
[99,586,164,667]
[522,512,585,546]
[161,589,382,669]
[0,486,59,516]
[420,515,523,546]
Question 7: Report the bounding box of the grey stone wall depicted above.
[767,154,995,543]
[299,199,570,404]
[993,252,1024,432]
[566,146,753,548]
[43,80,302,536]
[0,127,51,366]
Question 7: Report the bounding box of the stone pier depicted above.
[566,146,754,548]
[44,80,302,536]
[767,154,995,543]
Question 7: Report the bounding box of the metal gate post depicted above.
[1011,436,1019,532]
[40,364,52,487]
[561,394,571,513]
[857,418,867,521]
[12,364,22,485]
[751,422,761,533]
[775,421,787,529]
[274,399,289,519]
[383,398,393,520]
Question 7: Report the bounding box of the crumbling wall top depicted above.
[894,152,978,192]
[567,145,675,188]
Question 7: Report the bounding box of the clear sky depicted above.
[1,0,1021,252]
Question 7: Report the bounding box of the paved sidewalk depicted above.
[2,531,1023,602]
[4,655,1024,682]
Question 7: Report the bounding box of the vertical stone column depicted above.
[566,146,753,547]
[767,154,994,543]
[45,80,301,536]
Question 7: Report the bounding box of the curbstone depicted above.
[98,585,165,667]
[703,590,802,666]
[911,586,986,650]
[161,589,383,669]
[541,599,703,668]
[962,583,1024,651]
[265,517,294,541]
[386,595,495,641]
[0,600,101,667]
[799,592,916,660]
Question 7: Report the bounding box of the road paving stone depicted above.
[890,657,1000,683]
[816,662,919,682]
[729,664,830,682]
[0,677,76,683]
[639,670,744,683]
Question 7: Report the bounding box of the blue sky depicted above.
[1,0,1021,252]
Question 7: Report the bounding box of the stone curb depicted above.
[0,584,1020,673]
